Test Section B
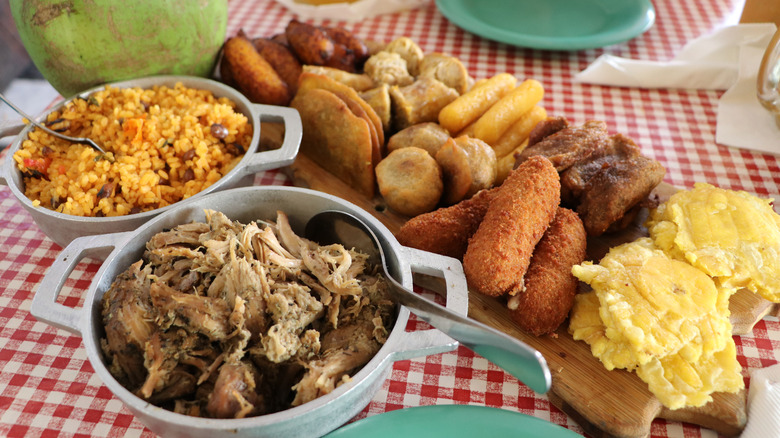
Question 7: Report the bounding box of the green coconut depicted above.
[10,0,228,97]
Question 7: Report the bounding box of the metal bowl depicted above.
[0,75,302,249]
[32,185,468,438]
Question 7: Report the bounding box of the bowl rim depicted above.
[1,74,265,224]
[77,185,420,432]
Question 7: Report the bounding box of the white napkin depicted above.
[741,363,780,438]
[575,24,776,90]
[273,0,427,21]
[575,23,780,155]
[715,43,780,155]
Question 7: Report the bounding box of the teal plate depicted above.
[435,0,655,51]
[324,405,583,437]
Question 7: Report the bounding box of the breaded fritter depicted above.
[376,147,443,217]
[463,156,560,297]
[507,207,587,336]
[395,187,498,260]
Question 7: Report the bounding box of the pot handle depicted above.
[242,104,302,175]
[31,232,128,336]
[388,247,468,361]
[0,122,25,186]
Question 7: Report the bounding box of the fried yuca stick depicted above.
[491,105,547,158]
[472,79,544,146]
[438,73,517,134]
[495,139,528,185]
[463,155,560,297]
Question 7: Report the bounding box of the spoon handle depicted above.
[0,92,106,154]
[386,277,551,394]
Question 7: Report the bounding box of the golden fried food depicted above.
[435,138,472,205]
[454,136,497,199]
[472,79,544,146]
[298,72,384,145]
[569,237,741,409]
[387,122,451,157]
[646,182,780,302]
[463,156,560,296]
[507,207,586,336]
[438,73,517,134]
[364,51,414,86]
[321,25,370,72]
[383,37,424,76]
[303,65,375,91]
[285,19,334,66]
[290,88,375,197]
[375,147,443,216]
[360,84,391,133]
[396,187,499,260]
[222,32,290,106]
[252,37,303,96]
[331,90,381,167]
[418,52,469,94]
[390,77,459,131]
[495,139,528,185]
[491,105,547,158]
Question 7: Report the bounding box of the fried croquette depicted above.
[507,207,587,336]
[463,156,561,297]
[375,147,443,216]
[395,187,498,259]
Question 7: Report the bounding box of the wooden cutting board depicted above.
[262,123,779,437]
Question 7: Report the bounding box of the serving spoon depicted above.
[305,210,552,394]
[0,91,107,154]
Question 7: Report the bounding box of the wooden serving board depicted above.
[262,123,779,437]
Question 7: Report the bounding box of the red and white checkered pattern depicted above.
[2,0,779,436]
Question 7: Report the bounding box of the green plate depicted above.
[324,405,583,437]
[435,0,655,51]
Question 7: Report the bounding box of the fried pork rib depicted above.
[100,210,395,418]
[516,117,666,236]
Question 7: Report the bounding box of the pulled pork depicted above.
[100,210,395,418]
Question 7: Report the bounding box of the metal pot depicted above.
[0,75,302,249]
[32,185,468,438]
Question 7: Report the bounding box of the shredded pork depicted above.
[100,210,395,418]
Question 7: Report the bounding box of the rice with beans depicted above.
[13,82,251,217]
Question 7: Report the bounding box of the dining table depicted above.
[2,0,780,436]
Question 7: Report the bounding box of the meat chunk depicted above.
[207,361,266,419]
[576,155,666,236]
[516,120,610,171]
[526,116,569,147]
[101,260,155,387]
[560,133,641,205]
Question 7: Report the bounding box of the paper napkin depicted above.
[575,23,780,155]
[273,0,427,21]
[741,363,780,438]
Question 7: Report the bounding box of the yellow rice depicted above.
[13,82,252,217]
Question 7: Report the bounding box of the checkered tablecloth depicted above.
[2,0,780,437]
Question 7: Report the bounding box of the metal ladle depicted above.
[305,210,552,394]
[0,92,107,154]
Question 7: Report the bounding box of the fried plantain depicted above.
[222,31,290,106]
[285,19,334,66]
[253,37,303,96]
